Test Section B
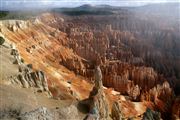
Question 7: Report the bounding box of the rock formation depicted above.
[128,85,140,101]
[111,101,123,120]
[85,66,109,119]
[140,81,174,119]
[8,44,52,96]
[17,70,49,91]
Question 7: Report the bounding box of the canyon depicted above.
[0,3,180,120]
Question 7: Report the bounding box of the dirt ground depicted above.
[0,43,87,119]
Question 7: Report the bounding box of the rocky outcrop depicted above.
[140,81,174,119]
[17,70,49,91]
[101,62,165,97]
[128,85,140,101]
[85,66,109,119]
[8,44,51,96]
[14,66,52,97]
[11,44,23,65]
[2,20,28,32]
[111,101,123,120]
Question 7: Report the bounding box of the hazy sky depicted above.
[0,0,180,10]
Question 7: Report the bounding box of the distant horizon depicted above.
[0,0,180,11]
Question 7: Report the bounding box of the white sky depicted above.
[1,0,180,10]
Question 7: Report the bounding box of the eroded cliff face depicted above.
[0,18,92,100]
[0,12,179,119]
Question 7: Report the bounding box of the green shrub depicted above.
[0,106,22,119]
[0,11,9,19]
[21,58,24,63]
[0,36,5,45]
[27,64,33,69]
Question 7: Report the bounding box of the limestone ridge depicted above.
[86,66,109,119]
[9,43,52,97]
